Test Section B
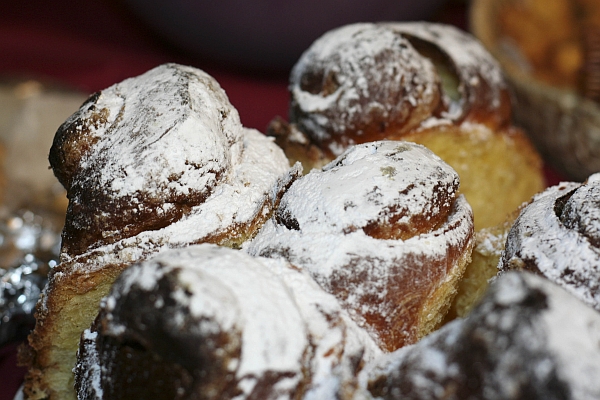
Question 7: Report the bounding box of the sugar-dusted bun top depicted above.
[76,244,381,399]
[289,22,512,157]
[102,245,312,381]
[276,141,460,240]
[501,173,600,311]
[290,23,441,155]
[51,63,243,199]
[361,271,600,399]
[49,64,294,258]
[247,141,474,350]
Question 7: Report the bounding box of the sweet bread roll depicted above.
[74,244,381,400]
[500,173,600,311]
[270,22,545,230]
[245,141,474,351]
[362,271,600,400]
[22,64,297,400]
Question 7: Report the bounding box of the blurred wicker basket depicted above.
[471,0,600,181]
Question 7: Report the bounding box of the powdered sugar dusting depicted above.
[359,272,600,399]
[149,246,308,377]
[536,276,600,399]
[248,199,471,329]
[290,23,439,149]
[245,141,474,349]
[74,329,104,400]
[95,244,380,398]
[278,141,458,234]
[501,176,600,311]
[258,256,382,399]
[79,63,244,199]
[60,126,294,275]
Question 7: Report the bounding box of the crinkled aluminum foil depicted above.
[0,208,61,346]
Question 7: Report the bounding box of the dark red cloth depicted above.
[0,0,291,133]
[1,342,26,400]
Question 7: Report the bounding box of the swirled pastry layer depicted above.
[289,22,510,158]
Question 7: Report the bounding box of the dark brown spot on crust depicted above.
[299,68,340,96]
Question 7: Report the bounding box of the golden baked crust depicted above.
[21,262,125,400]
[447,208,520,319]
[400,124,543,230]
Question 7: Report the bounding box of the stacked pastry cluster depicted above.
[360,172,600,400]
[20,22,600,400]
[20,63,298,400]
[269,22,545,230]
[73,165,600,400]
[72,134,476,399]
